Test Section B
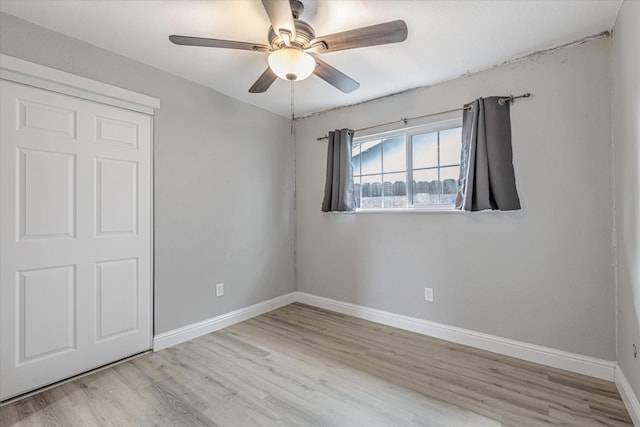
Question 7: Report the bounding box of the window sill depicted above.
[353,207,462,214]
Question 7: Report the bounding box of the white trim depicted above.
[0,54,160,114]
[616,366,640,426]
[353,115,463,141]
[295,292,617,381]
[154,291,617,381]
[353,207,462,214]
[153,293,297,351]
[148,115,155,351]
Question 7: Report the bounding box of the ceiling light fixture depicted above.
[268,47,316,82]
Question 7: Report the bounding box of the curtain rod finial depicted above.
[499,95,514,106]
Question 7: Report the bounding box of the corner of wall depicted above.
[616,365,640,426]
[609,20,619,364]
[611,0,640,419]
[292,118,299,292]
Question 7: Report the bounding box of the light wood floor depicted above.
[0,303,633,427]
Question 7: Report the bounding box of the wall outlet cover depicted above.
[424,288,434,302]
[216,283,224,297]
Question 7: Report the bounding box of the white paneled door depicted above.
[0,80,152,401]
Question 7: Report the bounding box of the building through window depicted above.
[352,119,463,210]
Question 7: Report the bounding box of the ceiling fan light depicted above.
[268,48,316,82]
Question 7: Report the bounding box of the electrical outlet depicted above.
[424,288,434,302]
[634,343,637,359]
[216,283,224,297]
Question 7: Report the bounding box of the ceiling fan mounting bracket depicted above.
[290,0,304,19]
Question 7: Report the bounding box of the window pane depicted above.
[412,132,438,169]
[439,127,462,166]
[439,166,460,205]
[412,169,440,205]
[382,136,406,173]
[351,143,361,175]
[353,175,361,209]
[382,172,407,208]
[360,140,382,175]
[360,174,382,209]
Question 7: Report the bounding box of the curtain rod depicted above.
[316,93,531,141]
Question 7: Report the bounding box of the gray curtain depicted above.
[456,97,521,211]
[322,129,356,212]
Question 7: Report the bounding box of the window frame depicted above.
[352,118,463,212]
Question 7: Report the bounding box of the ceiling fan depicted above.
[169,0,408,94]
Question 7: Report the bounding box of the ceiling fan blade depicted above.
[261,0,296,45]
[169,35,269,52]
[249,68,278,93]
[312,20,408,53]
[313,58,359,93]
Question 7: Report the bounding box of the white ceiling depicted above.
[0,0,622,117]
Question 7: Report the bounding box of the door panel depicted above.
[95,158,138,236]
[18,265,76,363]
[95,116,138,148]
[18,99,77,139]
[95,258,138,341]
[18,149,76,240]
[1,80,152,401]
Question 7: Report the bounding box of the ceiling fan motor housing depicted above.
[268,19,315,50]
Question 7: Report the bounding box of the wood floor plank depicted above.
[267,303,630,423]
[240,313,542,422]
[223,326,479,426]
[0,303,633,427]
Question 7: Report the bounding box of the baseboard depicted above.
[153,290,616,382]
[153,292,297,351]
[616,366,640,426]
[294,292,616,381]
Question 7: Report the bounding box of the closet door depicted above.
[0,80,152,401]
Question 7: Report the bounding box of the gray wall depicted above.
[0,12,296,334]
[295,37,615,360]
[612,0,640,396]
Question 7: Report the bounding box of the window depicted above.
[352,119,462,210]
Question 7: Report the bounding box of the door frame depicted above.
[0,54,159,398]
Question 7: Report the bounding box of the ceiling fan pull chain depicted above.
[291,80,295,134]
